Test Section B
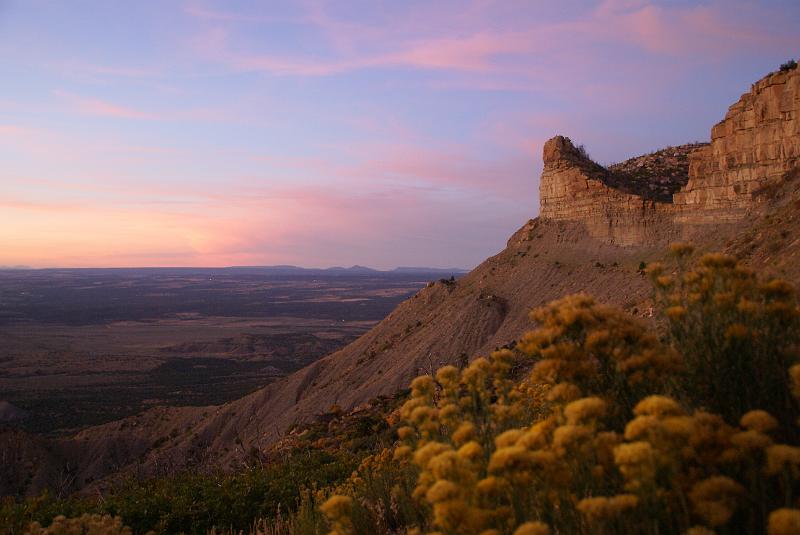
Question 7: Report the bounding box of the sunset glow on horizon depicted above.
[2,0,799,269]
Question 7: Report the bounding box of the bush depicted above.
[101,450,355,534]
[649,245,799,424]
[25,514,134,535]
[321,248,800,535]
[779,59,797,72]
[0,492,93,535]
[2,450,356,535]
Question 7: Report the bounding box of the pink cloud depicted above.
[1,124,536,268]
[194,182,515,268]
[0,199,80,212]
[0,124,36,137]
[183,2,301,24]
[590,1,798,57]
[0,123,86,163]
[53,90,156,120]
[194,26,535,76]
[50,89,235,124]
[345,145,531,195]
[391,32,529,72]
[65,61,156,79]
[0,181,451,268]
[187,0,797,81]
[1,124,534,268]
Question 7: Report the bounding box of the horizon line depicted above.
[0,264,472,272]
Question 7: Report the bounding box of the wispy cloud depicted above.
[187,0,798,80]
[183,2,301,24]
[53,90,156,120]
[65,61,157,79]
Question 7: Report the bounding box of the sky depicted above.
[1,1,799,269]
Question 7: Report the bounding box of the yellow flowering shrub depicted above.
[319,495,353,535]
[688,476,745,527]
[25,514,134,535]
[651,249,800,422]
[768,508,800,535]
[319,249,800,535]
[520,294,682,419]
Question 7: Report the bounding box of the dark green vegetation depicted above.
[1,394,406,534]
[2,451,353,534]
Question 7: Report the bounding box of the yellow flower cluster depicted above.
[576,493,639,530]
[386,338,654,533]
[688,476,745,527]
[405,356,552,533]
[25,514,135,535]
[520,294,682,411]
[319,495,354,535]
[512,521,550,535]
[317,248,800,535]
[769,508,800,535]
[650,249,800,422]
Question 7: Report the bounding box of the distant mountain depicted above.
[227,265,466,276]
[3,265,467,276]
[324,265,379,274]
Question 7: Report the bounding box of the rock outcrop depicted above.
[675,68,800,221]
[539,136,678,245]
[540,66,800,241]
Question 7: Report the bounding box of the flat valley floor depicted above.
[0,268,449,435]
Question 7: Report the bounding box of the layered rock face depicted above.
[674,69,800,221]
[540,67,800,242]
[539,136,678,245]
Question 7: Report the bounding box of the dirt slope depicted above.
[40,213,750,493]
[0,216,656,494]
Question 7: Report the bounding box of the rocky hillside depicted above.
[606,143,708,201]
[3,65,800,498]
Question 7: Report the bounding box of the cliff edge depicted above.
[540,66,800,242]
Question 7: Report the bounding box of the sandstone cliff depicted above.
[676,68,800,220]
[539,136,680,245]
[540,66,800,242]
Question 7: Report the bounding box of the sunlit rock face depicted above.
[539,135,679,246]
[540,67,800,243]
[675,68,800,220]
